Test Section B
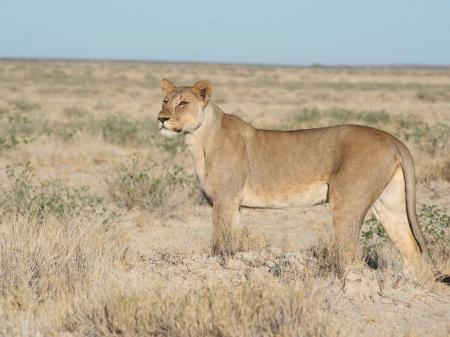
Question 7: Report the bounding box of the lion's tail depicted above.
[396,141,430,260]
[397,140,450,285]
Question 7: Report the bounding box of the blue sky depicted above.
[1,0,450,65]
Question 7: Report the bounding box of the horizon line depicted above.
[1,56,450,70]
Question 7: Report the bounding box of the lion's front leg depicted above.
[212,198,240,256]
[204,138,247,257]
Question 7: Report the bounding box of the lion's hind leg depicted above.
[328,149,398,266]
[372,167,421,273]
[329,178,381,266]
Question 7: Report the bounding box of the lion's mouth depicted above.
[158,120,182,134]
[159,125,182,137]
[159,126,182,133]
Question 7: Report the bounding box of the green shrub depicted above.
[416,89,449,102]
[361,216,389,269]
[107,156,197,214]
[0,134,20,150]
[326,108,357,123]
[0,163,106,220]
[0,114,37,150]
[0,111,159,148]
[398,122,450,155]
[11,99,41,113]
[359,110,390,124]
[95,115,155,146]
[327,108,390,125]
[63,106,90,119]
[361,205,450,267]
[297,107,390,126]
[156,137,186,156]
[419,205,450,261]
[296,108,321,123]
[100,115,139,145]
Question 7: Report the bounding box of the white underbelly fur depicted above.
[241,182,329,209]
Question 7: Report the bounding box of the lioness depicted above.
[157,78,448,282]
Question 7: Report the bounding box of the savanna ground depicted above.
[0,60,449,337]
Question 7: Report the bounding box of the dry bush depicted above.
[304,236,350,281]
[417,158,450,183]
[231,226,271,253]
[106,155,197,214]
[306,245,343,280]
[439,160,450,182]
[263,253,309,284]
[0,213,130,337]
[62,278,341,337]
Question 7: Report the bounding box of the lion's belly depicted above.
[241,182,329,209]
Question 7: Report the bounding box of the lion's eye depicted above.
[163,98,169,104]
[178,101,188,107]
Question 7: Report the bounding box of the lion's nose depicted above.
[158,116,170,124]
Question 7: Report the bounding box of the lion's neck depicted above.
[185,103,223,186]
[185,103,222,147]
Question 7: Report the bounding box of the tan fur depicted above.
[157,79,431,274]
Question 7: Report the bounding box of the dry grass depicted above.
[0,212,340,337]
[0,214,129,337]
[62,277,339,337]
[0,60,450,336]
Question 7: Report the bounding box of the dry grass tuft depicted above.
[0,213,342,337]
[0,213,130,337]
[232,226,271,253]
[62,278,340,337]
[304,237,350,281]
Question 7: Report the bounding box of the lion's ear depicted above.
[191,80,213,104]
[161,79,176,96]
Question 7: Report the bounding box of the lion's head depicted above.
[157,79,213,137]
